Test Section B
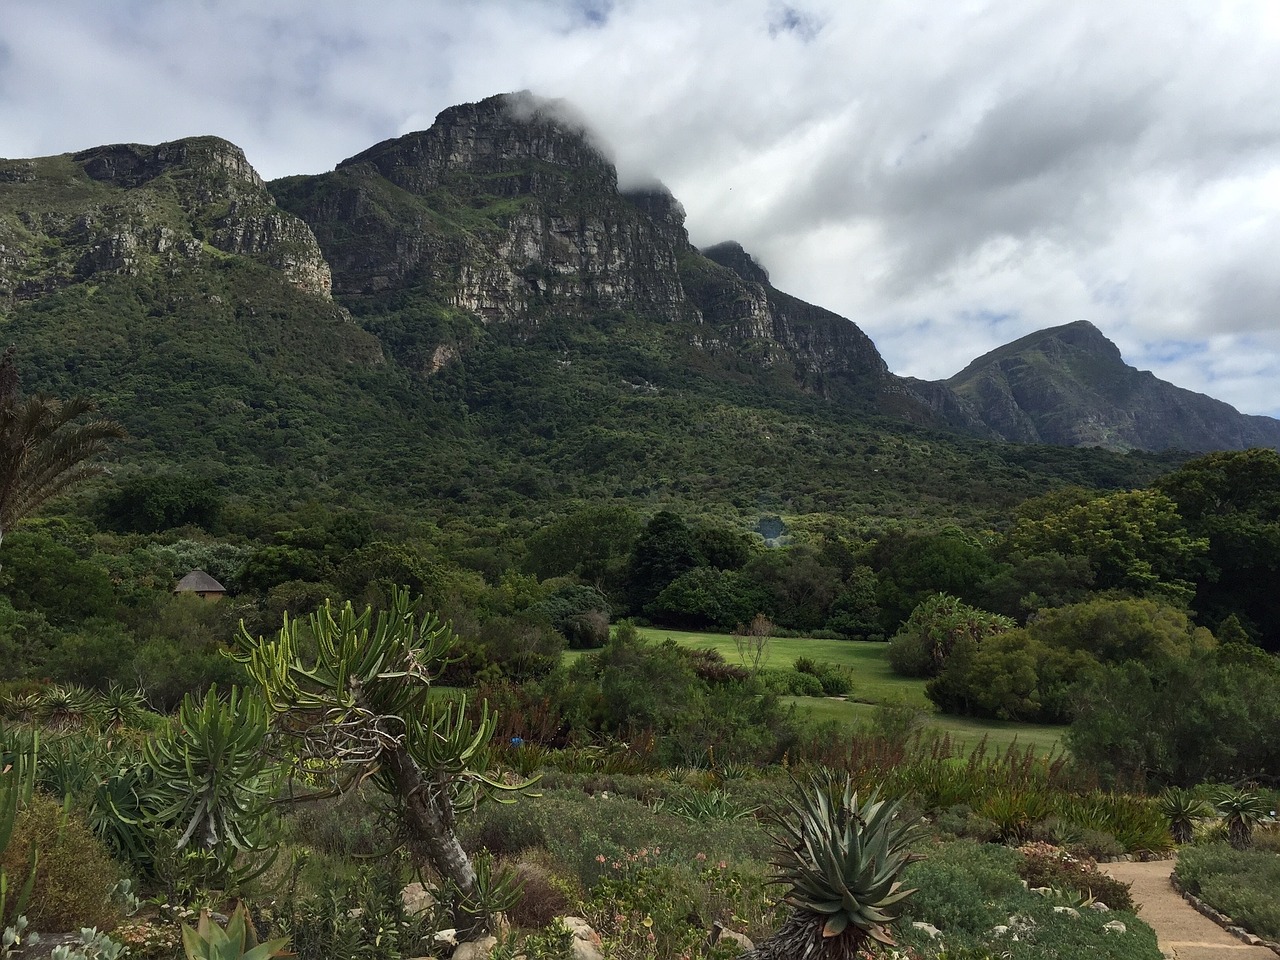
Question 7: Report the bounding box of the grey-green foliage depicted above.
[742,770,923,958]
[887,593,1014,678]
[232,588,534,940]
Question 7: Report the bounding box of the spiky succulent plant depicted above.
[744,770,924,960]
[1215,787,1271,850]
[1158,787,1210,844]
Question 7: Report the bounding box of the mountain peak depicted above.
[74,136,265,190]
[701,241,770,285]
[338,91,616,196]
[947,320,1280,452]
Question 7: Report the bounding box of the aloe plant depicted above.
[743,770,923,959]
[1159,787,1210,844]
[1215,787,1270,850]
[182,904,291,960]
[232,589,535,941]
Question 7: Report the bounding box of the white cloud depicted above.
[4,0,1280,417]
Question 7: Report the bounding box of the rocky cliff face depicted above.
[0,136,332,304]
[274,93,691,324]
[947,321,1280,452]
[273,92,908,411]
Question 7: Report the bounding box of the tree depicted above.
[1156,449,1280,651]
[1025,597,1215,666]
[232,590,531,940]
[1003,488,1207,602]
[0,348,124,548]
[1067,645,1280,787]
[869,528,1000,633]
[626,510,702,611]
[886,594,1014,678]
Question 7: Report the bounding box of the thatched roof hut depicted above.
[174,569,226,600]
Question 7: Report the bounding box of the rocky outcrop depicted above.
[275,93,690,324]
[274,93,901,408]
[0,138,332,303]
[947,321,1280,452]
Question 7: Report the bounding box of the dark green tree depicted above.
[1004,488,1207,601]
[625,510,702,612]
[869,528,1000,633]
[523,504,641,593]
[1156,448,1280,651]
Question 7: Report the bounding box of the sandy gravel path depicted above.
[1100,859,1275,960]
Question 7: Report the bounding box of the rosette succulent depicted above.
[743,770,924,960]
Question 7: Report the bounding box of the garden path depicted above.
[1100,859,1276,960]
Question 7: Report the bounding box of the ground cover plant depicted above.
[1174,839,1280,942]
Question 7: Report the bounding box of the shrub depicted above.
[504,854,578,929]
[759,669,824,697]
[1176,842,1280,941]
[1015,841,1133,911]
[283,789,397,858]
[0,792,122,930]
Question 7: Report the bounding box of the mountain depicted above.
[0,94,1200,524]
[947,321,1280,453]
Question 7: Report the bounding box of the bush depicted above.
[759,669,824,697]
[1015,841,1133,911]
[504,853,579,928]
[0,792,122,930]
[899,840,1161,959]
[1176,842,1280,941]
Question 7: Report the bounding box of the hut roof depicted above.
[175,570,226,593]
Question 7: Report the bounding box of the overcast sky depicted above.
[4,1,1280,417]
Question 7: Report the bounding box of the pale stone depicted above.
[911,922,941,938]
[452,936,498,960]
[402,881,436,915]
[717,928,755,951]
[1053,906,1080,917]
[1103,920,1127,935]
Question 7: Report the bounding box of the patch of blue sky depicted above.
[1143,339,1207,367]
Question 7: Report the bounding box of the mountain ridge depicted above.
[946,320,1280,452]
[0,91,1271,524]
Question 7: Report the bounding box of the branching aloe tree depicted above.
[0,347,124,549]
[231,589,531,941]
[742,771,924,960]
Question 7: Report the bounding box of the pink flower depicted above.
[718,860,728,869]
[596,854,606,863]
[695,852,707,862]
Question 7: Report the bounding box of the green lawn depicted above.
[633,626,931,707]
[565,627,1067,756]
[784,697,1066,755]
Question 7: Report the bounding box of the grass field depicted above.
[634,626,931,706]
[580,627,1069,755]
[785,697,1066,755]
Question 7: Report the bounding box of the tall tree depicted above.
[0,348,124,548]
[1156,449,1280,650]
